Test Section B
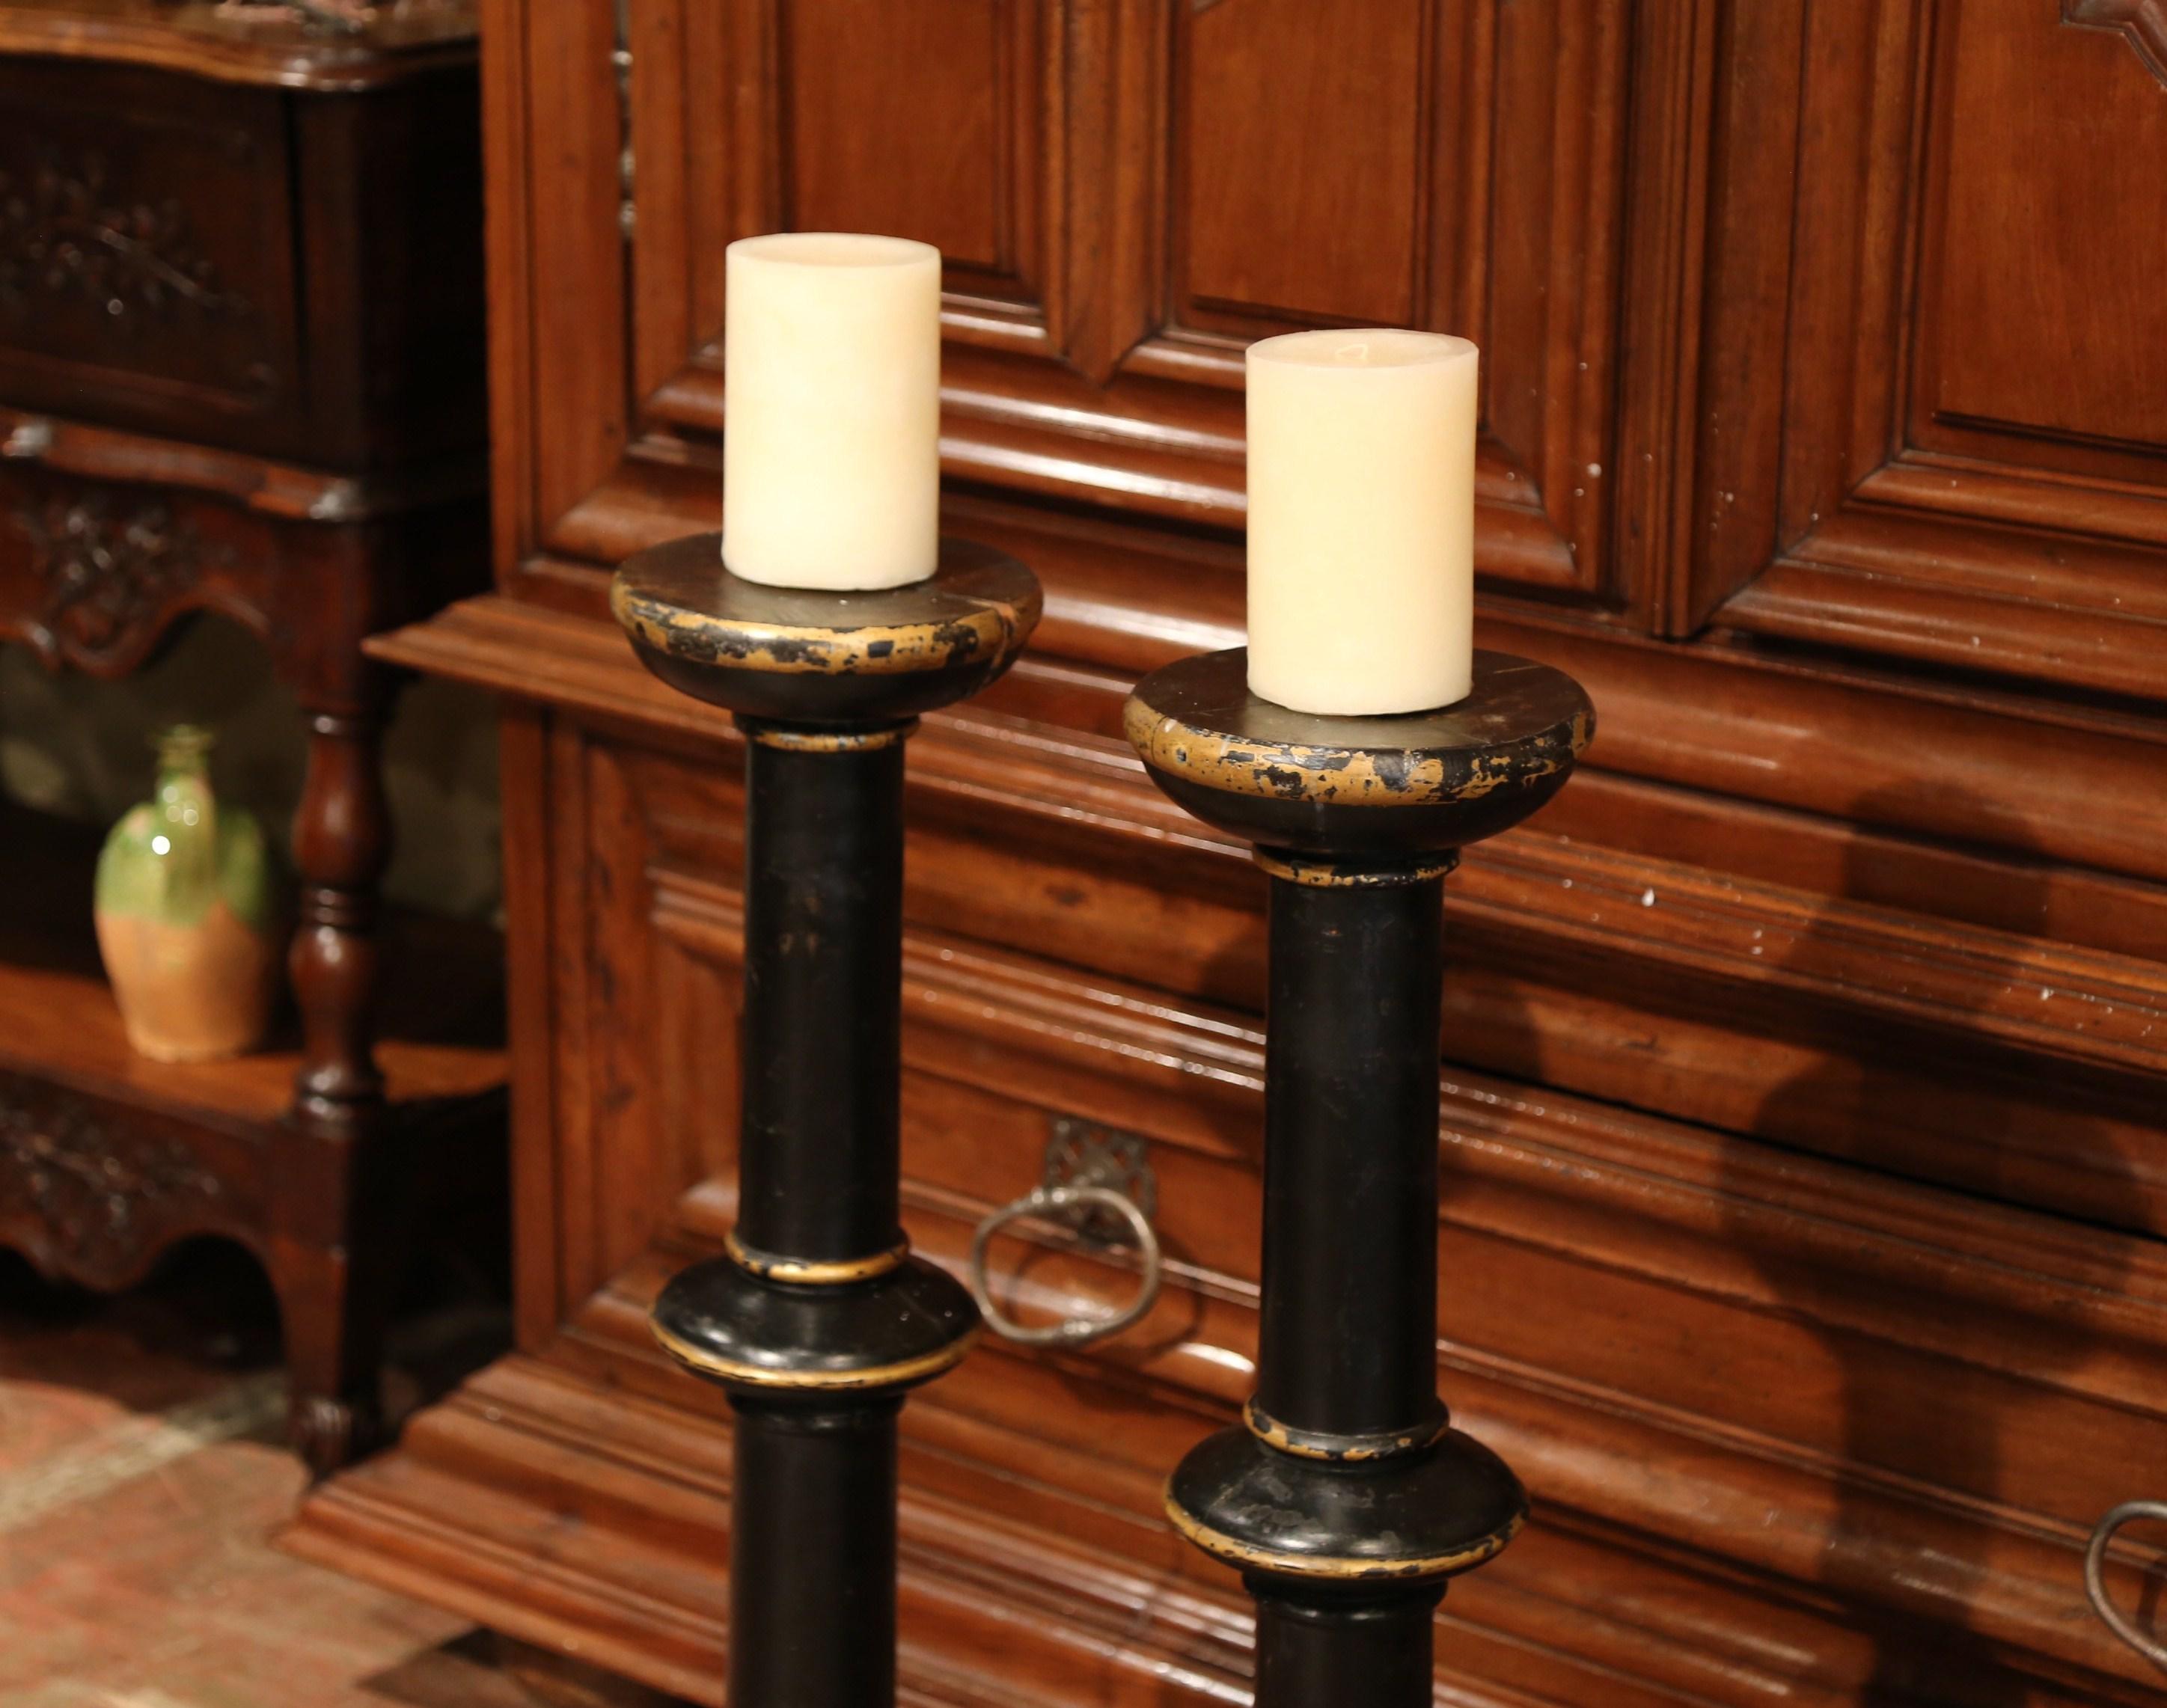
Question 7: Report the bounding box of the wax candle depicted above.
[1244,328,1479,715]
[723,232,943,590]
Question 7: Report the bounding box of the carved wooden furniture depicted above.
[613,533,1039,1708]
[0,0,500,1472]
[290,0,2167,1700]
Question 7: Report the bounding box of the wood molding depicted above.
[0,1071,249,1291]
[0,407,484,523]
[498,0,1661,612]
[0,0,476,91]
[1684,0,2167,696]
[644,870,2167,1398]
[344,3,2167,1698]
[323,604,2167,1701]
[277,1335,2167,1708]
[374,574,2167,902]
[372,591,2167,1251]
[2065,0,2167,84]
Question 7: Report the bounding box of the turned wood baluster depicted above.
[291,703,390,1123]
[275,666,397,1475]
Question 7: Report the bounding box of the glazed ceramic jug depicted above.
[94,725,280,1062]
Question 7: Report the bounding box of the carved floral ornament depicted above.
[216,0,469,37]
[0,1087,225,1284]
[12,486,225,673]
[0,147,245,329]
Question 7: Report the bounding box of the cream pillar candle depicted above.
[722,232,943,590]
[1244,328,1479,715]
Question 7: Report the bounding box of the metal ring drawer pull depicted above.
[2086,1500,2167,1671]
[968,1182,1163,1349]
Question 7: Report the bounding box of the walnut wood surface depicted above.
[297,0,2167,1699]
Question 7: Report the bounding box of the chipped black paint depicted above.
[609,528,1042,1708]
[1244,1398,1452,1463]
[1129,643,1591,1708]
[610,530,1040,725]
[1167,1425,1526,1580]
[1123,646,1594,863]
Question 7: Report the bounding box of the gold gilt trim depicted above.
[1122,695,1593,809]
[1243,1399,1452,1462]
[1165,1487,1523,1582]
[738,720,917,753]
[650,1317,980,1391]
[1252,851,1458,887]
[725,1228,911,1284]
[611,580,1029,679]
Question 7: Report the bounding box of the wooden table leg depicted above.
[275,690,394,1475]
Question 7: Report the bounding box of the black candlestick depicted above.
[1124,647,1593,1707]
[613,532,1040,1708]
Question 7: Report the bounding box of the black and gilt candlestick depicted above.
[1124,647,1592,1707]
[612,533,1039,1708]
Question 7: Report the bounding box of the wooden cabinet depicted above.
[290,1,2167,1701]
[0,1,501,1472]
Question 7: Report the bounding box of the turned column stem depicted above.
[730,1396,903,1703]
[290,705,390,1128]
[724,720,914,1708]
[1250,1583,1443,1704]
[736,726,908,1266]
[277,693,397,1474]
[1256,870,1447,1444]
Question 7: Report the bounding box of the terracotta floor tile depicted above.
[0,1261,550,1708]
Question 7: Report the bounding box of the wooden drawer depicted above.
[0,58,299,450]
[0,52,483,473]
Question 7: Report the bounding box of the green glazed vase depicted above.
[94,725,280,1062]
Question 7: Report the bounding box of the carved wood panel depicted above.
[0,60,295,433]
[0,465,272,676]
[501,0,2167,813]
[1176,0,1427,329]
[0,1072,254,1291]
[1686,0,2167,698]
[1923,1,2167,462]
[784,0,1044,303]
[9,483,221,671]
[542,0,1635,607]
[2064,0,2167,85]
